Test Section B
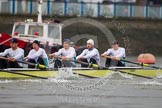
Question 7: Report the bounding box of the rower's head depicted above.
[111,41,119,50]
[32,40,40,51]
[10,38,18,50]
[63,39,70,49]
[87,39,94,49]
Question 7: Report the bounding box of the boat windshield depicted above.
[48,26,60,39]
[14,25,25,34]
[28,25,43,37]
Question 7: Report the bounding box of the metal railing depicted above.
[0,0,162,19]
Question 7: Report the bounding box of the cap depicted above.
[10,38,18,43]
[112,41,119,45]
[63,39,71,44]
[87,39,94,46]
[33,40,40,46]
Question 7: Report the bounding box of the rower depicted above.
[49,39,76,68]
[101,41,125,67]
[24,40,49,68]
[0,38,24,69]
[76,39,100,67]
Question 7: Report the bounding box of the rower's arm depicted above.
[0,49,9,57]
[54,49,62,56]
[83,49,98,59]
[76,50,86,60]
[102,49,111,56]
[27,50,43,59]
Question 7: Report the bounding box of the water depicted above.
[0,57,162,108]
[0,77,162,108]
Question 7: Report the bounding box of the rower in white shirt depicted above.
[76,39,100,67]
[101,41,126,67]
[0,38,24,69]
[49,39,76,68]
[24,40,49,68]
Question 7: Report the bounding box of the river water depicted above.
[0,56,162,108]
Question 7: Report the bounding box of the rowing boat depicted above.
[0,67,162,79]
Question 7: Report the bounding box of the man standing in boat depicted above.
[24,40,49,68]
[101,41,126,67]
[76,39,100,67]
[0,38,24,69]
[49,39,76,68]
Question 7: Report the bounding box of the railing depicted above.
[0,0,162,19]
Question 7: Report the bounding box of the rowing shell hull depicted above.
[0,68,162,79]
[0,70,57,79]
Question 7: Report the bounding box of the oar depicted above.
[0,56,49,79]
[51,56,153,79]
[0,69,48,79]
[70,59,153,79]
[17,60,48,69]
[0,56,47,69]
[102,56,161,69]
[18,59,98,78]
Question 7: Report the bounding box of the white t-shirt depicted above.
[54,47,76,60]
[27,48,49,66]
[0,48,24,66]
[76,48,100,65]
[103,47,125,58]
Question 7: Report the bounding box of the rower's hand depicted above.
[61,56,68,60]
[101,54,106,57]
[49,54,54,58]
[0,56,3,59]
[111,57,120,61]
[76,56,83,61]
[8,57,16,62]
[24,57,28,61]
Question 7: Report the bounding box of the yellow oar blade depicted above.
[38,64,47,69]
